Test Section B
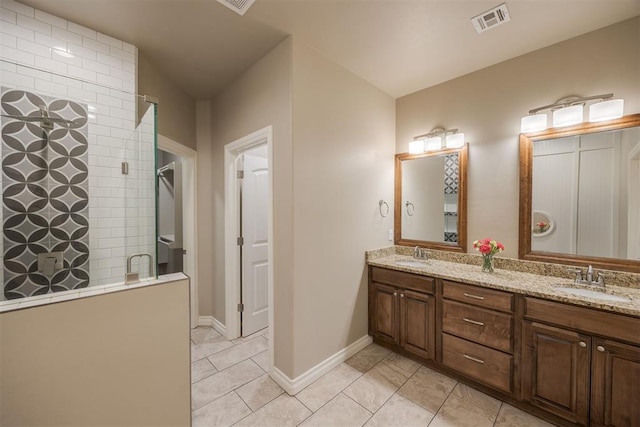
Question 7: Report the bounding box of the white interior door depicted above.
[241,149,269,336]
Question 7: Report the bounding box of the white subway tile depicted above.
[97,32,122,49]
[0,72,34,89]
[108,87,136,101]
[109,46,135,64]
[82,58,110,75]
[1,60,17,72]
[96,93,123,108]
[67,21,96,40]
[84,80,109,95]
[51,27,82,45]
[34,10,66,29]
[111,127,133,139]
[16,64,50,81]
[82,37,109,54]
[97,177,125,189]
[96,51,122,68]
[2,46,35,65]
[35,78,67,97]
[1,33,17,48]
[109,107,131,120]
[66,43,97,61]
[52,50,83,67]
[122,80,135,93]
[17,14,51,35]
[96,115,123,129]
[1,0,34,18]
[34,56,67,74]
[109,66,134,83]
[2,21,35,41]
[122,61,134,73]
[34,32,67,49]
[52,74,83,89]
[67,86,97,103]
[122,41,135,54]
[96,135,123,148]
[96,72,122,89]
[90,124,111,137]
[111,228,126,238]
[90,248,111,259]
[110,187,125,198]
[1,7,17,24]
[91,207,112,218]
[17,38,51,58]
[67,63,96,81]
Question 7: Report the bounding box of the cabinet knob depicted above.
[400,293,405,298]
[597,345,605,352]
[393,292,398,297]
[579,341,587,348]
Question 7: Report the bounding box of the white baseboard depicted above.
[198,316,226,337]
[271,334,373,395]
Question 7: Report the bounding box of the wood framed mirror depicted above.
[394,144,467,252]
[519,113,640,273]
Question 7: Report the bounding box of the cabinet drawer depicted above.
[443,280,513,312]
[442,333,512,394]
[442,300,513,353]
[371,267,434,294]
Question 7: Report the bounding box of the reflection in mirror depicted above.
[519,114,640,272]
[395,145,467,252]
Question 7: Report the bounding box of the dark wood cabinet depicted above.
[369,267,435,359]
[521,321,591,425]
[590,339,640,427]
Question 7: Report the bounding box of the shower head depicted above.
[1,105,81,130]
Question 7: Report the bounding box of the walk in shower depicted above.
[0,60,157,302]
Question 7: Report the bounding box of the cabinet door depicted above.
[371,283,399,346]
[521,321,590,426]
[400,290,434,359]
[591,339,640,427]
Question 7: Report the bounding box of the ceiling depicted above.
[18,0,640,100]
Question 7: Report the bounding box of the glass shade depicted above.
[424,136,442,151]
[553,105,583,128]
[589,99,624,122]
[409,139,424,154]
[520,114,547,133]
[445,133,465,148]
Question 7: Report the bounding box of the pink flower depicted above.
[473,237,505,255]
[497,243,505,251]
[479,244,492,254]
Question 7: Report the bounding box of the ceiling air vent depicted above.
[216,0,256,16]
[471,3,511,34]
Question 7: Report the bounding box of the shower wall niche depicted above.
[1,88,90,299]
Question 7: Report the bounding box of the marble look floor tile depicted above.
[428,394,497,427]
[343,360,411,413]
[397,366,456,413]
[252,350,270,372]
[236,373,284,411]
[364,393,434,427]
[383,352,421,376]
[297,363,363,412]
[191,392,251,427]
[234,394,312,427]
[345,344,391,373]
[191,359,264,410]
[495,403,556,427]
[450,383,501,415]
[300,393,372,427]
[191,326,221,345]
[191,336,234,362]
[208,336,268,371]
[191,358,218,383]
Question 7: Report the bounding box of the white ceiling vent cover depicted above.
[216,0,256,16]
[471,3,511,34]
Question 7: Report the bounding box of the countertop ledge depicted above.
[368,255,640,317]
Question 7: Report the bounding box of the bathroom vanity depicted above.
[367,250,640,427]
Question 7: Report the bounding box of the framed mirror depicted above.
[394,145,467,252]
[519,114,640,273]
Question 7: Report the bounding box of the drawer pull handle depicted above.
[462,318,485,326]
[463,293,485,300]
[597,345,605,353]
[463,354,485,364]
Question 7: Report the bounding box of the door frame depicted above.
[224,126,274,351]
[157,134,198,328]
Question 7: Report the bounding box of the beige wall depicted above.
[0,280,191,426]
[290,39,395,377]
[138,53,197,150]
[396,17,640,258]
[200,38,295,372]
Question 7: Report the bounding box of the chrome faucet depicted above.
[413,246,428,261]
[126,253,154,284]
[571,265,605,287]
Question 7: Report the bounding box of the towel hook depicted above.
[405,201,415,216]
[378,200,389,217]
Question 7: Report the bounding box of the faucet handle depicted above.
[568,268,583,282]
[595,272,606,286]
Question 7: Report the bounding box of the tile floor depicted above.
[191,326,555,427]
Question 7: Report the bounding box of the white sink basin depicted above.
[554,286,631,303]
[395,260,428,268]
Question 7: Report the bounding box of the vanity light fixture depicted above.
[410,127,465,153]
[521,94,624,133]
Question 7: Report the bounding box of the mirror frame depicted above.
[394,144,468,252]
[519,113,640,273]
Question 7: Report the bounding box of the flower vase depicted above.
[481,254,495,273]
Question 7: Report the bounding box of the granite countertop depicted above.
[367,254,640,317]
